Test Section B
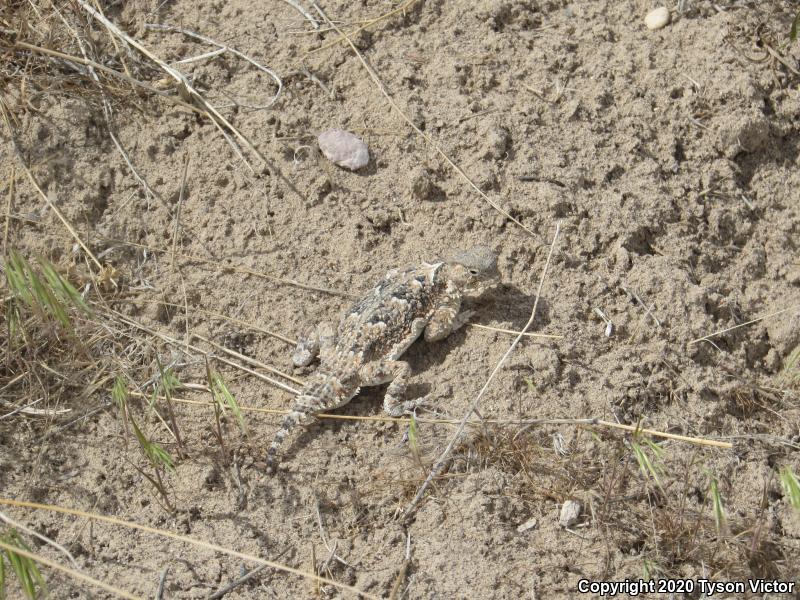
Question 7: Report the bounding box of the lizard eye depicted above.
[469,268,479,276]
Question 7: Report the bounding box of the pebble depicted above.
[516,517,538,533]
[317,129,369,171]
[644,7,670,30]
[559,500,582,528]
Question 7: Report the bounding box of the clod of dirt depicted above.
[479,124,510,161]
[318,129,370,170]
[410,167,443,201]
[645,7,670,30]
[714,110,771,159]
[559,500,581,528]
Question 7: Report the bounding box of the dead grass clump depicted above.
[2,250,188,510]
[1,250,113,425]
[0,1,154,119]
[463,424,798,581]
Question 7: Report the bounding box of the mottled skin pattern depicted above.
[266,246,500,473]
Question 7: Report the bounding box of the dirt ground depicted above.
[1,0,799,598]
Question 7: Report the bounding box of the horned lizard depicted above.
[266,245,500,473]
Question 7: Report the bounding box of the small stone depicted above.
[559,500,581,528]
[644,7,670,30]
[516,517,538,533]
[318,129,369,170]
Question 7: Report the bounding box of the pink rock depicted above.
[318,129,370,170]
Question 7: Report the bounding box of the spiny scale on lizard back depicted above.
[335,262,449,361]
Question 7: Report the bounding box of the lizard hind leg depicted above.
[359,360,430,417]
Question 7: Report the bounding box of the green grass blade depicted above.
[780,466,800,510]
[37,258,92,317]
[709,475,726,533]
[791,10,799,41]
[112,376,128,409]
[0,531,46,600]
[5,252,35,309]
[211,372,245,431]
[0,550,6,600]
[5,251,83,331]
[131,418,175,473]
[630,440,664,489]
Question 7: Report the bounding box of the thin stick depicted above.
[281,0,320,29]
[688,306,797,345]
[305,0,419,58]
[309,3,540,241]
[0,105,102,270]
[155,567,169,600]
[93,234,357,298]
[3,167,13,254]
[172,153,190,271]
[0,539,141,600]
[403,222,561,519]
[388,532,411,600]
[132,299,297,346]
[208,564,268,599]
[142,394,732,448]
[469,323,563,339]
[0,499,380,599]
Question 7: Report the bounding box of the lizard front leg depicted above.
[292,321,336,367]
[425,293,472,342]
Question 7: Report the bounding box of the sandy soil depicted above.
[1,0,799,598]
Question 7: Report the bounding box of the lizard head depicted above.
[446,245,500,296]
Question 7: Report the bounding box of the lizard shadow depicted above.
[487,283,554,333]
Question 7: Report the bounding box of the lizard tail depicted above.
[266,409,303,474]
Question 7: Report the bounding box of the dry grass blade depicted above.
[9,41,203,115]
[194,332,305,385]
[404,222,561,518]
[470,322,563,339]
[95,234,356,298]
[281,0,320,29]
[144,23,282,109]
[153,392,733,448]
[688,306,798,345]
[104,307,301,395]
[306,0,420,57]
[0,499,380,599]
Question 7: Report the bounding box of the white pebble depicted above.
[516,517,538,533]
[318,129,369,171]
[559,500,581,528]
[645,6,670,30]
